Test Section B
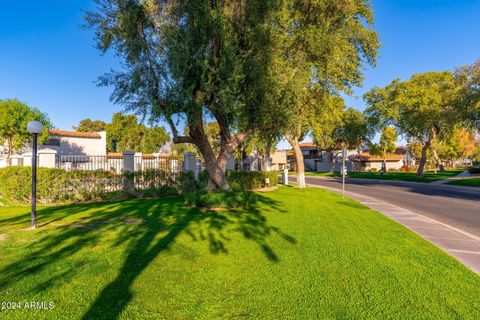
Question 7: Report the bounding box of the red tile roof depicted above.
[352,147,409,162]
[298,142,318,150]
[49,130,101,139]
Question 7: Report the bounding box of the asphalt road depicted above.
[290,176,480,237]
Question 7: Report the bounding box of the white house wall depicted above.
[48,131,107,156]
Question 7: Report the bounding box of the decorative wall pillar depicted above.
[123,150,135,195]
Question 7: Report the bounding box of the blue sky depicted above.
[1,1,479,148]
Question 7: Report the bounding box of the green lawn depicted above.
[304,169,464,183]
[446,178,480,188]
[0,187,479,319]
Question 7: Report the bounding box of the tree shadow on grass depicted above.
[0,193,294,320]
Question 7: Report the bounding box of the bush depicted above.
[132,169,198,196]
[225,170,279,190]
[184,190,258,209]
[368,168,378,172]
[0,167,126,204]
[0,167,186,204]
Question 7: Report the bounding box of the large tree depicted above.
[364,72,461,176]
[0,99,51,159]
[86,0,279,190]
[269,0,379,187]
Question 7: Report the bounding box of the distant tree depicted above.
[436,127,478,167]
[106,113,169,153]
[370,127,397,171]
[365,72,461,176]
[0,99,51,158]
[75,119,107,132]
[316,107,369,172]
[141,126,170,153]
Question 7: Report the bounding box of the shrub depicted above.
[368,168,378,172]
[0,167,72,203]
[184,190,258,209]
[0,167,185,204]
[132,169,198,196]
[225,170,279,190]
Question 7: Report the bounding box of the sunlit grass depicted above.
[446,178,480,188]
[0,187,478,319]
[304,169,464,182]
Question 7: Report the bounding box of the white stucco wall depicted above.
[46,131,107,156]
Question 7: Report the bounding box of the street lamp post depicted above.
[341,143,346,197]
[27,121,44,229]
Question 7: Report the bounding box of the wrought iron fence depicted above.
[56,155,123,173]
[134,156,183,173]
[56,155,184,174]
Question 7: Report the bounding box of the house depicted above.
[43,130,107,156]
[287,142,321,171]
[351,147,415,171]
[288,142,361,172]
[271,150,288,170]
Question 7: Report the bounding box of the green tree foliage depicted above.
[455,60,480,131]
[0,99,51,158]
[436,128,478,166]
[106,113,169,153]
[332,108,370,149]
[369,127,397,171]
[75,119,107,132]
[364,72,461,176]
[315,107,369,171]
[269,0,379,187]
[85,0,280,190]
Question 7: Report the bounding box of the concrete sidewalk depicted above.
[307,183,480,275]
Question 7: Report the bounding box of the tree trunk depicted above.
[265,136,272,159]
[383,147,387,173]
[431,148,445,172]
[416,140,431,177]
[286,136,305,188]
[6,136,13,166]
[189,122,232,191]
[329,151,335,173]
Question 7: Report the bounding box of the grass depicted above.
[0,187,479,319]
[304,169,464,182]
[446,178,480,188]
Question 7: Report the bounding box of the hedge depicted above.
[0,167,279,205]
[226,170,279,190]
[0,167,124,204]
[0,167,195,204]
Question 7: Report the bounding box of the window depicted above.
[44,138,60,146]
